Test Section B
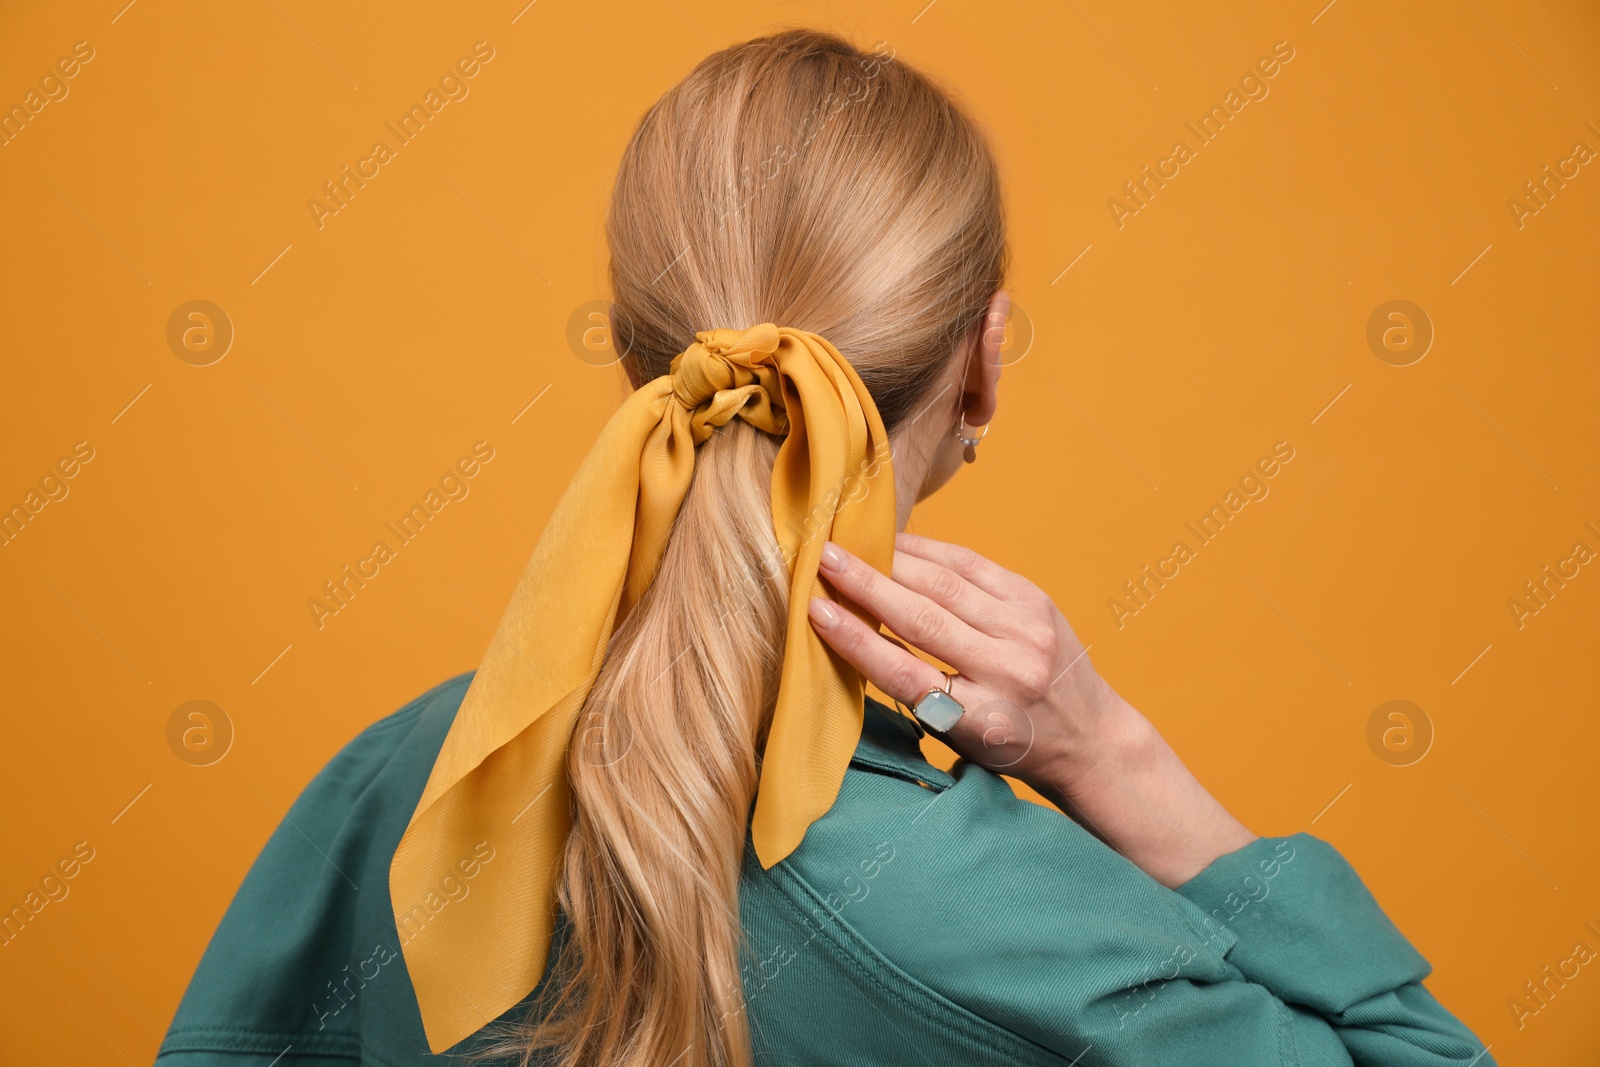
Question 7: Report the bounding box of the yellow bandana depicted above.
[389,323,896,1052]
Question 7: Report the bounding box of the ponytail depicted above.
[483,26,1007,1067]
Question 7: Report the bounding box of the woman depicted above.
[157,28,1492,1067]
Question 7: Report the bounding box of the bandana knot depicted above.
[669,324,790,443]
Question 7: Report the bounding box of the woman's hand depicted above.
[809,531,1257,888]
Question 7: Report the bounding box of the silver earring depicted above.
[955,415,990,464]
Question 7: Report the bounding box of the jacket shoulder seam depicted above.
[158,1024,361,1058]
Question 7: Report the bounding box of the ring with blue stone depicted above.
[911,671,965,732]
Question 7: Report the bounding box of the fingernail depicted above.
[808,597,839,628]
[819,541,846,571]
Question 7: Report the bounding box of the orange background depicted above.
[2,0,1598,1062]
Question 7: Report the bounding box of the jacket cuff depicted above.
[1174,832,1431,1013]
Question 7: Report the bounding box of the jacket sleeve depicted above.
[1167,832,1493,1066]
[808,759,1495,1067]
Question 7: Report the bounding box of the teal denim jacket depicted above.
[155,673,1493,1066]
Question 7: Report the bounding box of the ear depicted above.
[961,290,1009,427]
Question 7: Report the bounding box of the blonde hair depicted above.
[489,26,1007,1067]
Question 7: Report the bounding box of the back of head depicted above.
[490,27,1007,1067]
[608,28,1006,430]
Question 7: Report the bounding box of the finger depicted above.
[894,531,1031,601]
[806,596,951,711]
[879,631,917,659]
[819,541,995,670]
[889,549,1014,640]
